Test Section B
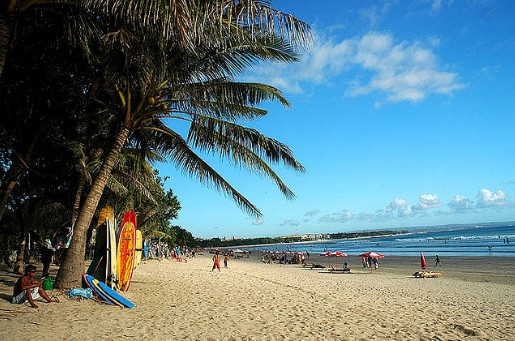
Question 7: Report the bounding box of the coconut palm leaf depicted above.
[139,121,262,217]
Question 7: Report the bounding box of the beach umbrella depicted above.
[420,251,427,270]
[359,251,385,259]
[359,252,384,273]
[321,251,347,267]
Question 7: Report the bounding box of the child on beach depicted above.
[12,265,59,308]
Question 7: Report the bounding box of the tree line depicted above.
[197,230,409,248]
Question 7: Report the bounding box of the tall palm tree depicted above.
[54,0,312,288]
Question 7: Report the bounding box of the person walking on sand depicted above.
[12,265,59,308]
[435,255,441,266]
[212,250,221,272]
[40,239,54,278]
[223,254,229,268]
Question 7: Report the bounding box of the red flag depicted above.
[420,251,427,269]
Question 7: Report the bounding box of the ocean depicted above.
[245,224,515,257]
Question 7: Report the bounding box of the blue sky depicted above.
[160,0,515,239]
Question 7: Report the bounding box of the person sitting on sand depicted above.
[12,265,59,308]
[343,262,350,273]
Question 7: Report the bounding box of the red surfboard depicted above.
[117,210,137,292]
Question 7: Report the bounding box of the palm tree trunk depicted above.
[70,176,86,226]
[55,127,130,289]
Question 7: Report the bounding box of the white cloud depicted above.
[448,195,473,211]
[398,205,414,217]
[477,189,507,208]
[244,31,465,106]
[417,194,441,210]
[347,32,466,105]
[318,209,353,223]
[279,219,300,227]
[252,219,264,225]
[305,209,321,217]
[386,198,408,212]
[431,0,443,11]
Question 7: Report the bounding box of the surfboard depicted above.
[93,278,134,308]
[83,274,115,305]
[106,214,118,289]
[134,230,143,270]
[86,219,108,282]
[117,210,136,292]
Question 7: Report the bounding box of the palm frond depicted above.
[188,115,305,172]
[141,122,262,218]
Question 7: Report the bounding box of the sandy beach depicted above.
[0,253,513,340]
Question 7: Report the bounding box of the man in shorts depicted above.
[12,265,59,308]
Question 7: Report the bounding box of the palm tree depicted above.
[53,1,312,288]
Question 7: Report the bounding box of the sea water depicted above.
[246,224,515,257]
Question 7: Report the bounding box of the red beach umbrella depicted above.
[321,251,347,267]
[420,251,427,270]
[359,251,385,259]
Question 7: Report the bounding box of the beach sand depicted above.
[0,254,513,340]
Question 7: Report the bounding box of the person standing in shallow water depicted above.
[435,255,441,266]
[212,250,221,272]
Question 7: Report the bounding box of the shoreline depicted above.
[237,252,515,286]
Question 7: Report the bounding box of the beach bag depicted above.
[68,287,93,299]
[42,277,54,290]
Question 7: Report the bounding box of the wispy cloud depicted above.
[279,219,300,227]
[252,219,264,225]
[346,32,466,106]
[318,209,353,223]
[244,31,465,106]
[305,209,321,217]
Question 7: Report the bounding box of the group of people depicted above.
[144,242,197,262]
[261,252,307,265]
[361,256,379,271]
[211,250,231,272]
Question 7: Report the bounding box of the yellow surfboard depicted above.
[134,230,143,270]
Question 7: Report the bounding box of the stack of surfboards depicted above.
[86,207,143,307]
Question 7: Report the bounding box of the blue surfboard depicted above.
[83,274,115,305]
[92,278,134,309]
